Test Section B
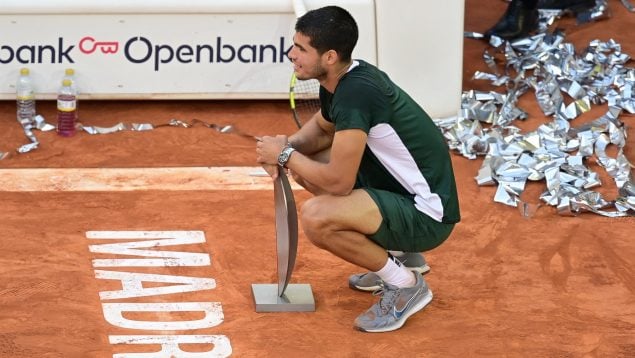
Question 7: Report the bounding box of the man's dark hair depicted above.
[295,6,358,62]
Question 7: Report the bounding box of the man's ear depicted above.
[324,49,339,65]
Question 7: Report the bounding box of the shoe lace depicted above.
[372,283,400,314]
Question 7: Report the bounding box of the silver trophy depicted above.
[251,167,315,312]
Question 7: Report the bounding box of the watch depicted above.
[277,145,296,167]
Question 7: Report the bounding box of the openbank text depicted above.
[0,36,294,71]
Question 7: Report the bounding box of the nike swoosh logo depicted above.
[393,287,422,319]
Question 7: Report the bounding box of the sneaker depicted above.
[354,271,432,332]
[348,252,430,292]
[393,252,430,272]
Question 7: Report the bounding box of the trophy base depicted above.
[251,283,315,312]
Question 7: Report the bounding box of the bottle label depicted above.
[57,99,76,112]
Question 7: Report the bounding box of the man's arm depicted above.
[285,126,366,196]
[288,110,334,155]
[257,110,332,180]
[256,112,366,196]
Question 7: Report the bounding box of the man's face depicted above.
[288,32,327,81]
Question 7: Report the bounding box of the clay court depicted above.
[1,1,634,357]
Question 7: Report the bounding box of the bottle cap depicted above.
[62,79,72,86]
[20,68,29,75]
[65,68,75,76]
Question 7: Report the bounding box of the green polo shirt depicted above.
[320,60,460,224]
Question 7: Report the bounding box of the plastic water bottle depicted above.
[63,68,79,117]
[57,79,77,137]
[16,67,37,128]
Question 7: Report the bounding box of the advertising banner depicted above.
[0,1,378,100]
[1,14,299,99]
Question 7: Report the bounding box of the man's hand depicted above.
[262,164,280,179]
[256,135,288,178]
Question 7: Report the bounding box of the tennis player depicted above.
[256,5,460,332]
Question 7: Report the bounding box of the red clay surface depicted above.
[1,1,634,357]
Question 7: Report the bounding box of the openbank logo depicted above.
[1,36,293,71]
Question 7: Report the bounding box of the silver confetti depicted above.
[3,117,258,161]
[17,142,39,153]
[9,114,55,156]
[620,0,635,12]
[34,115,56,132]
[80,123,129,135]
[445,19,635,217]
[132,123,155,131]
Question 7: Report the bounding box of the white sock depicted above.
[387,250,404,256]
[374,256,416,288]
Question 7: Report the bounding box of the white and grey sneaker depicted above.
[348,252,430,292]
[354,271,432,332]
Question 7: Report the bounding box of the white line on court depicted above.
[0,166,301,192]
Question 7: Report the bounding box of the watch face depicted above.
[278,147,294,167]
[278,151,289,166]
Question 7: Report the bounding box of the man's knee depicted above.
[300,197,334,245]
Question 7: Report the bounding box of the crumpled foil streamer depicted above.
[443,26,634,217]
[17,112,38,144]
[1,117,257,161]
[3,114,57,158]
[621,0,635,12]
[79,118,259,140]
[576,1,611,24]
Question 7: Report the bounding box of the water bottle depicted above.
[63,68,79,117]
[16,67,37,128]
[57,79,77,137]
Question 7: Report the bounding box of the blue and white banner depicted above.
[0,1,377,100]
